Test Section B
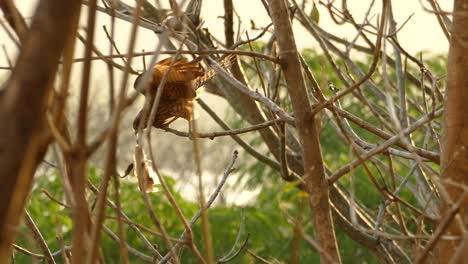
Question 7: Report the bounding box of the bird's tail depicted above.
[194,54,237,89]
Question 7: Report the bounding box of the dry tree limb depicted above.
[329,109,443,184]
[0,0,28,42]
[138,37,200,263]
[71,49,279,64]
[268,0,343,262]
[0,0,82,260]
[162,118,284,139]
[159,150,238,264]
[68,0,95,262]
[86,0,144,262]
[86,181,163,257]
[197,98,282,171]
[24,211,55,264]
[437,0,468,261]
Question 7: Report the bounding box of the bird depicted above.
[132,55,235,131]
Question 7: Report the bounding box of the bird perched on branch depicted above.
[132,55,235,131]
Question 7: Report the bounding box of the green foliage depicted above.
[18,167,378,263]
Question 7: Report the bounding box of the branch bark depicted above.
[0,0,28,42]
[267,0,341,262]
[438,0,468,262]
[0,0,82,260]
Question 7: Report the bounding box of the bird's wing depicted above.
[133,57,204,97]
[153,57,204,83]
[194,54,236,89]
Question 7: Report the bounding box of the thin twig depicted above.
[162,118,284,139]
[159,150,239,264]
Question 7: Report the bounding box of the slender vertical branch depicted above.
[191,113,214,264]
[438,0,468,261]
[267,0,341,262]
[87,1,144,262]
[70,0,98,262]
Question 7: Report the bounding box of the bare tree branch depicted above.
[267,0,340,262]
[0,0,82,260]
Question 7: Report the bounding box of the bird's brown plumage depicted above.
[133,55,235,131]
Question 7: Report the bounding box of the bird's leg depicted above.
[188,118,193,140]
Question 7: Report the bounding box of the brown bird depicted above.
[132,55,235,131]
